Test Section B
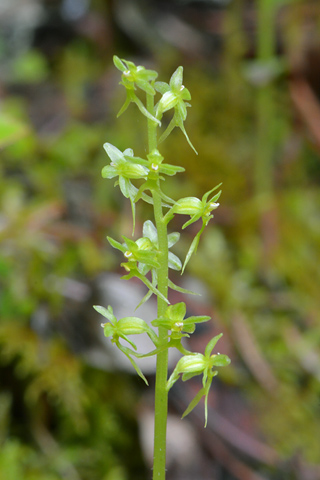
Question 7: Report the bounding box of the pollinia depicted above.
[94,56,230,479]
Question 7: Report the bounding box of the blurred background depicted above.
[1,0,320,479]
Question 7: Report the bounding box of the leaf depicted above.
[158,190,175,206]
[135,289,153,310]
[202,183,222,203]
[138,274,169,304]
[167,232,180,248]
[168,280,200,296]
[182,219,208,273]
[168,302,186,320]
[182,231,200,274]
[125,154,149,167]
[117,91,132,117]
[119,333,138,350]
[101,165,117,179]
[122,269,169,305]
[211,354,231,367]
[204,333,223,358]
[103,142,124,162]
[184,315,211,325]
[135,77,156,95]
[160,163,185,176]
[181,386,205,420]
[158,117,176,145]
[93,305,115,323]
[117,343,149,385]
[131,92,161,125]
[107,236,126,253]
[168,252,182,271]
[113,55,126,72]
[177,119,198,155]
[143,220,158,244]
[169,66,183,92]
[154,81,170,94]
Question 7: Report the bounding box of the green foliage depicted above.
[10,50,49,84]
[0,113,28,148]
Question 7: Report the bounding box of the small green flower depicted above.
[146,149,185,178]
[107,234,160,270]
[167,334,231,426]
[126,220,182,309]
[102,143,149,232]
[114,56,158,94]
[123,149,184,205]
[152,302,210,340]
[102,143,148,181]
[113,55,160,124]
[164,184,222,272]
[155,66,197,153]
[93,305,158,384]
[165,184,221,228]
[94,305,156,348]
[107,234,169,305]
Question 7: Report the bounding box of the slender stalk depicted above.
[147,93,169,480]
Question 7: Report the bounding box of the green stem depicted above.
[147,93,169,480]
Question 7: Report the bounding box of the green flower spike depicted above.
[102,143,149,232]
[164,183,222,273]
[167,333,231,426]
[94,305,158,384]
[152,302,210,341]
[113,55,160,125]
[155,66,197,153]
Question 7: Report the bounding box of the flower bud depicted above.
[117,317,151,336]
[157,91,178,115]
[171,197,202,215]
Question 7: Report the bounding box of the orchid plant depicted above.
[94,56,230,480]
